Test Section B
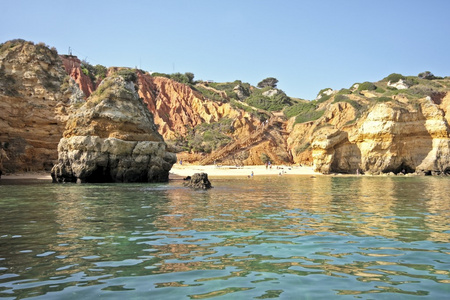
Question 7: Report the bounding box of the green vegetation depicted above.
[357,81,377,91]
[260,153,270,163]
[383,73,405,83]
[193,85,227,102]
[245,87,292,111]
[374,96,392,103]
[230,100,269,121]
[80,60,108,83]
[257,77,278,88]
[174,118,234,153]
[151,72,195,85]
[337,88,352,95]
[283,102,324,124]
[116,68,137,82]
[295,142,310,155]
[332,95,363,110]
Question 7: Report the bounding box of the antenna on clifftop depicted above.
[68,47,72,56]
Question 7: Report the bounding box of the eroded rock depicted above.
[183,173,212,189]
[51,74,176,183]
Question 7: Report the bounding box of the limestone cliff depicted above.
[3,39,450,176]
[0,40,70,172]
[308,90,450,175]
[51,74,176,183]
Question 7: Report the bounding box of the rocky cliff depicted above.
[0,40,70,172]
[2,39,450,176]
[306,86,450,175]
[51,74,176,182]
[136,73,258,140]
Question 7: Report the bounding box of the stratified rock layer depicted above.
[0,41,69,172]
[311,97,450,175]
[51,75,176,183]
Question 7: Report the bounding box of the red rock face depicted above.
[136,73,256,140]
[60,55,94,98]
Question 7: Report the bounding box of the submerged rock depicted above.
[51,74,176,183]
[183,173,212,189]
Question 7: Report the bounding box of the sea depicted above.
[0,175,449,299]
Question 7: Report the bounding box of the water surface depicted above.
[0,176,449,299]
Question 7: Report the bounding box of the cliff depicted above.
[2,39,450,176]
[136,73,258,140]
[51,74,176,183]
[306,84,450,175]
[60,55,95,98]
[0,40,70,172]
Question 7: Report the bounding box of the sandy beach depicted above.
[1,165,320,182]
[169,164,320,179]
[1,172,52,181]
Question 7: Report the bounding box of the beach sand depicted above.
[169,164,320,179]
[0,165,320,182]
[1,172,53,182]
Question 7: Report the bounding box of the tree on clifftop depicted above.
[257,77,278,89]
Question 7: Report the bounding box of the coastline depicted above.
[1,165,321,182]
[169,164,321,178]
[1,172,52,181]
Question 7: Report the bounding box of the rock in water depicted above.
[183,173,212,189]
[51,73,176,183]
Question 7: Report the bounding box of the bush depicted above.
[337,88,352,95]
[257,77,278,88]
[383,73,405,83]
[358,81,377,91]
[315,94,331,104]
[418,71,435,80]
[375,96,392,103]
[245,87,292,111]
[286,102,324,124]
[260,153,270,164]
[117,69,137,82]
[94,64,107,79]
[295,110,324,124]
[180,118,233,153]
[333,94,349,102]
[152,72,195,85]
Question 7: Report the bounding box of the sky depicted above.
[2,0,450,100]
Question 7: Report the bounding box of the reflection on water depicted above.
[0,176,449,299]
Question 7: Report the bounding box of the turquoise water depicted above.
[0,176,449,299]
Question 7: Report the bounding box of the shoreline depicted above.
[0,165,321,182]
[169,164,321,178]
[0,165,420,182]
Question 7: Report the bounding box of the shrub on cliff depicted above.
[179,118,233,153]
[418,71,436,80]
[383,73,405,83]
[245,87,292,111]
[257,77,278,89]
[284,102,324,124]
[117,69,137,82]
[152,72,195,85]
[80,60,108,83]
[357,81,377,91]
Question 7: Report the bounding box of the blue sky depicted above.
[2,0,450,100]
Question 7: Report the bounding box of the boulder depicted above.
[183,173,212,189]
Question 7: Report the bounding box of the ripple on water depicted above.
[0,177,449,298]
